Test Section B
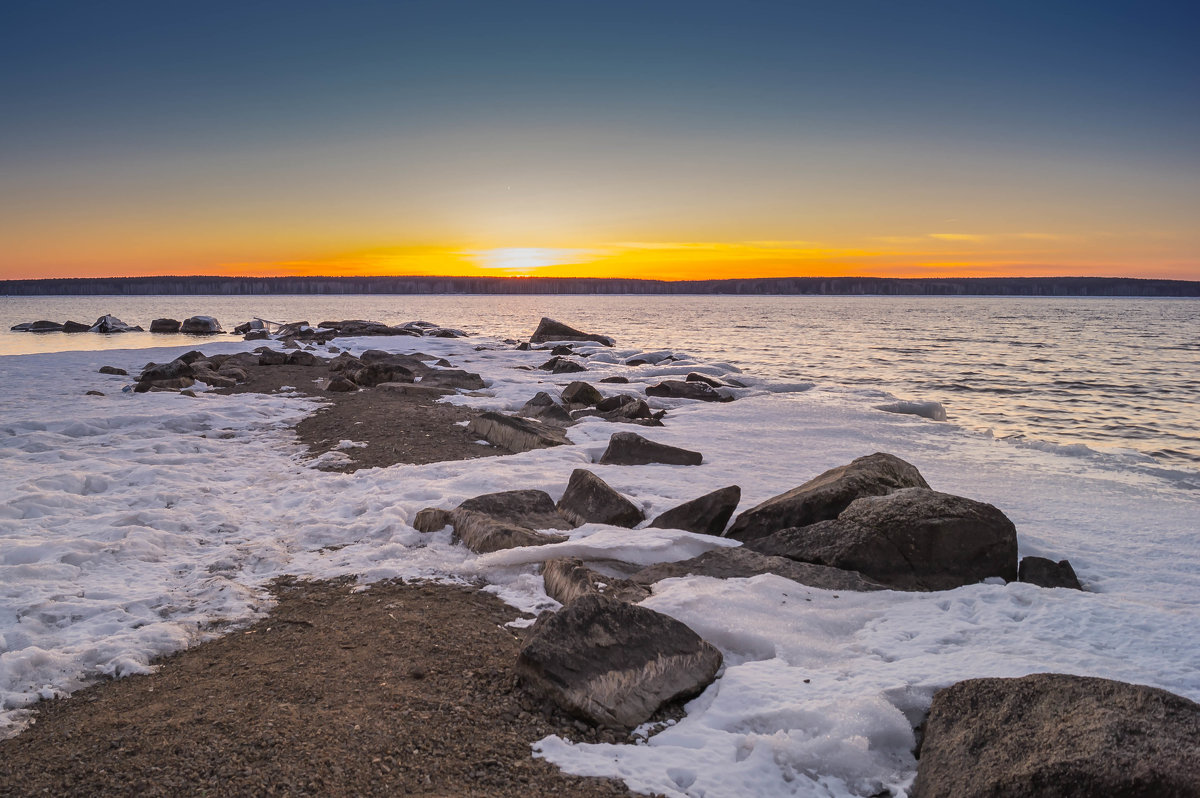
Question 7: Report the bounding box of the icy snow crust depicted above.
[2,336,1198,797]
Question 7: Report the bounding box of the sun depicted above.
[469,247,593,275]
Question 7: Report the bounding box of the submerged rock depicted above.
[98,366,128,376]
[11,320,64,332]
[646,380,732,402]
[598,432,702,466]
[61,321,91,333]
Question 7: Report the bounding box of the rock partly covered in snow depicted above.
[467,412,572,453]
[434,489,577,554]
[874,400,948,422]
[555,469,644,528]
[648,485,741,535]
[90,315,143,333]
[517,594,722,730]
[540,558,650,606]
[529,317,615,347]
[598,432,703,466]
[912,674,1200,798]
[560,381,603,407]
[180,316,224,334]
[726,452,930,542]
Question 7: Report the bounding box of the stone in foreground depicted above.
[467,412,571,453]
[726,452,929,542]
[1018,556,1082,590]
[631,547,885,591]
[648,485,741,535]
[598,432,702,466]
[529,317,616,346]
[912,674,1200,798]
[556,469,644,528]
[748,487,1017,590]
[517,594,722,730]
[541,558,650,605]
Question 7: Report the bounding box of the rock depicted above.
[274,321,314,339]
[217,366,248,382]
[258,350,289,366]
[725,452,930,542]
[550,344,574,356]
[98,366,128,376]
[413,508,453,533]
[874,400,948,422]
[517,594,721,730]
[192,369,236,388]
[11,320,65,332]
[541,558,651,605]
[598,432,702,466]
[455,489,576,532]
[89,315,143,333]
[599,376,629,384]
[556,469,645,528]
[346,361,415,387]
[133,376,195,392]
[576,395,660,425]
[912,674,1200,798]
[1018,556,1082,590]
[516,392,575,426]
[85,390,105,396]
[149,318,182,333]
[375,382,454,399]
[139,358,195,382]
[450,511,569,554]
[175,350,206,365]
[646,380,731,402]
[286,350,325,367]
[561,381,603,407]
[648,485,741,535]
[595,394,637,412]
[631,547,886,592]
[685,372,725,388]
[467,412,571,453]
[421,369,486,390]
[62,321,91,333]
[326,376,358,392]
[244,329,270,341]
[624,350,675,366]
[539,356,587,374]
[516,342,531,351]
[748,488,1018,591]
[529,317,615,347]
[232,319,266,334]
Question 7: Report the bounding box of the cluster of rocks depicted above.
[11,314,146,333]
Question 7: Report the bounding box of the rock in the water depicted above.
[149,318,182,333]
[556,469,644,528]
[62,320,91,333]
[192,369,236,388]
[748,487,1018,590]
[90,315,143,333]
[326,376,358,392]
[85,390,105,396]
[874,400,947,421]
[516,392,575,426]
[1018,556,1082,590]
[450,511,568,554]
[598,432,702,466]
[529,317,615,347]
[516,594,721,730]
[541,558,651,605]
[726,452,930,542]
[412,508,453,533]
[98,366,128,376]
[467,412,571,453]
[575,396,661,426]
[646,380,732,402]
[632,547,885,591]
[133,376,195,392]
[139,358,195,382]
[912,674,1200,798]
[539,356,587,374]
[561,381,603,407]
[421,369,485,390]
[649,485,741,535]
[599,376,629,384]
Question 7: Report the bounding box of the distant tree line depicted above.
[2,275,1197,297]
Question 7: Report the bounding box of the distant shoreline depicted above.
[2,275,1198,297]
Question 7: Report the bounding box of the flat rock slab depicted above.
[598,432,703,466]
[913,674,1200,798]
[456,489,577,532]
[468,412,572,453]
[556,469,644,528]
[645,380,732,402]
[648,485,741,535]
[529,317,616,346]
[631,547,886,591]
[517,594,722,730]
[541,558,651,605]
[726,452,930,542]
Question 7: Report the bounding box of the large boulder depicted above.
[90,315,143,333]
[556,469,644,528]
[598,432,702,466]
[912,674,1200,798]
[516,594,722,730]
[541,558,651,605]
[1018,556,1082,590]
[149,318,182,333]
[529,317,615,347]
[648,485,741,535]
[747,488,1018,590]
[631,547,886,592]
[467,412,571,453]
[345,361,415,387]
[258,349,289,366]
[179,315,224,334]
[646,380,732,402]
[726,452,930,542]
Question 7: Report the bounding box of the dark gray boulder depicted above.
[529,317,615,346]
[149,318,182,333]
[556,469,644,528]
[912,674,1200,798]
[575,397,662,426]
[62,320,91,333]
[467,412,572,452]
[631,547,886,592]
[646,380,732,402]
[98,366,128,376]
[421,369,485,390]
[180,315,224,334]
[595,394,638,413]
[541,558,651,605]
[748,488,1017,591]
[561,381,603,407]
[13,320,65,332]
[539,356,587,374]
[139,358,195,382]
[685,372,725,388]
[598,432,702,466]
[726,452,930,542]
[649,485,741,535]
[516,594,721,730]
[286,350,325,367]
[1018,556,1082,590]
[347,361,415,387]
[599,376,629,384]
[516,392,575,426]
[133,376,195,392]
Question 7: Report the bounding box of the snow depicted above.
[1,334,1198,798]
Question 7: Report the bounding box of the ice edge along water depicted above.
[1,335,1197,798]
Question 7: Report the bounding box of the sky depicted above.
[1,0,1197,281]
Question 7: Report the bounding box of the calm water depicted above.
[2,294,1198,469]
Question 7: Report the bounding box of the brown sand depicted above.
[0,579,635,797]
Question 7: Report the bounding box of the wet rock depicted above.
[98,366,128,376]
[632,547,885,591]
[748,488,1018,591]
[517,594,721,730]
[598,432,702,466]
[149,318,182,333]
[1018,556,1082,590]
[450,511,569,554]
[412,508,453,533]
[541,558,651,605]
[62,320,91,333]
[561,381,603,407]
[912,674,1200,798]
[90,315,143,333]
[421,369,486,390]
[467,412,571,453]
[326,376,358,392]
[539,356,587,374]
[648,485,741,535]
[85,390,105,396]
[726,452,930,542]
[556,469,644,528]
[244,329,270,341]
[529,317,615,347]
[646,380,732,402]
[258,349,289,366]
[685,372,725,388]
[139,358,195,382]
[516,392,575,426]
[550,345,574,356]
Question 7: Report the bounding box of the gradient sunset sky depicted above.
[2,0,1197,281]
